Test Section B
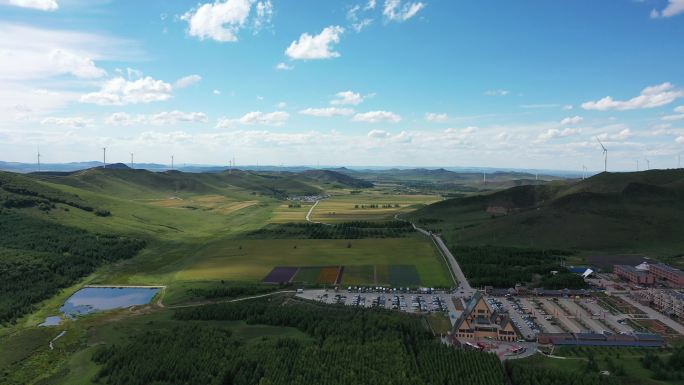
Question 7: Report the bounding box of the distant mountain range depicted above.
[0,160,588,177]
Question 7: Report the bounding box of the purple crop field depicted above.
[262,266,299,283]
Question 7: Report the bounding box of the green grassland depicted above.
[311,190,440,223]
[515,347,684,385]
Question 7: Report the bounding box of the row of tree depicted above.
[246,221,415,239]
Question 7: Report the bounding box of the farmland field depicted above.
[167,236,452,287]
[310,192,440,223]
[269,202,312,223]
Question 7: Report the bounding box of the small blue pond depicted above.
[61,287,160,318]
[40,316,62,326]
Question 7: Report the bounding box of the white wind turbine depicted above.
[596,137,607,172]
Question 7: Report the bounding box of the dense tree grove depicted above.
[188,283,277,300]
[0,171,94,212]
[93,298,506,385]
[0,211,145,323]
[448,245,573,288]
[641,346,684,381]
[505,361,620,385]
[246,221,415,239]
[538,271,589,290]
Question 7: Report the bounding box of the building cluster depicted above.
[632,289,684,321]
[537,332,665,348]
[452,292,519,342]
[614,262,684,288]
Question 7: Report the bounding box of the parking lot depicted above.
[297,289,460,323]
[517,298,563,333]
[580,298,633,333]
[492,297,540,340]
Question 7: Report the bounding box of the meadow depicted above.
[310,191,440,223]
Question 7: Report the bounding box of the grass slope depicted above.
[408,169,684,257]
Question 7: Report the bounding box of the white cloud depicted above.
[485,89,510,96]
[285,25,344,60]
[650,0,684,18]
[275,62,294,70]
[581,82,684,111]
[330,90,364,105]
[299,107,354,117]
[275,101,287,109]
[662,105,684,121]
[216,110,289,128]
[425,112,448,122]
[41,116,92,128]
[597,128,633,141]
[1,0,58,11]
[365,0,377,10]
[0,23,137,81]
[213,89,221,95]
[80,76,173,105]
[105,111,208,126]
[49,49,107,78]
[383,0,426,22]
[537,127,582,141]
[352,18,373,32]
[353,110,401,123]
[562,105,573,110]
[181,0,254,42]
[560,116,583,125]
[676,136,684,144]
[367,129,390,138]
[253,1,273,32]
[174,74,202,89]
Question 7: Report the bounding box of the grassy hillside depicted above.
[407,169,684,258]
[334,167,564,193]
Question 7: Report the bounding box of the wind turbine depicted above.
[645,158,650,170]
[37,147,41,172]
[483,171,486,185]
[596,137,607,172]
[679,154,681,169]
[130,153,134,169]
[636,159,639,172]
[102,147,107,169]
[171,155,174,170]
[582,165,587,180]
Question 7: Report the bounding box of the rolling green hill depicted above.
[299,169,374,188]
[407,169,684,257]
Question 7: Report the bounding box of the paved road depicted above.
[538,299,582,333]
[410,223,471,292]
[618,294,684,335]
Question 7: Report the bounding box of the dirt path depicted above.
[49,331,66,350]
[166,290,296,309]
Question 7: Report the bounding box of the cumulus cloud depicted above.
[383,0,426,22]
[425,112,448,122]
[650,0,684,18]
[537,127,582,141]
[1,0,58,11]
[80,76,173,105]
[41,116,92,128]
[181,0,272,42]
[330,90,364,105]
[597,128,633,141]
[285,25,344,60]
[299,107,354,117]
[105,111,208,126]
[582,83,684,111]
[275,62,294,70]
[216,110,289,128]
[367,129,390,138]
[676,136,684,144]
[560,116,583,125]
[174,74,202,89]
[353,110,401,123]
[485,89,510,96]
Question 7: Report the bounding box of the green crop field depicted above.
[310,191,440,223]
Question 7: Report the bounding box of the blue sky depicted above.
[1,0,683,171]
